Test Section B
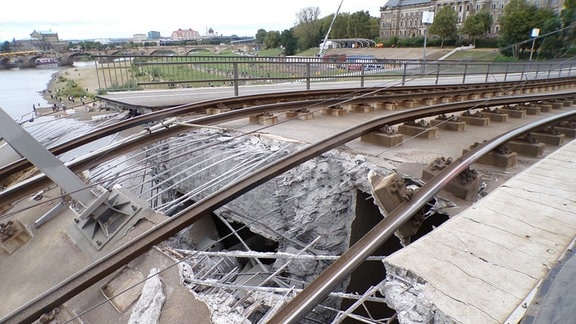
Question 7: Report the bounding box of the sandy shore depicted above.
[44,64,100,104]
[38,63,117,121]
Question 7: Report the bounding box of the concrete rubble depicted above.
[167,134,380,321]
[128,268,166,324]
[24,125,455,323]
[94,128,384,321]
[377,139,576,323]
[87,128,449,322]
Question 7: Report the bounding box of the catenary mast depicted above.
[318,0,344,57]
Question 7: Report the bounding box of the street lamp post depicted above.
[423,24,428,61]
[422,11,434,74]
[530,28,540,61]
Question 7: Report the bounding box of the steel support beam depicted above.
[0,108,95,206]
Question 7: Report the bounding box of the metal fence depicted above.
[94,55,576,95]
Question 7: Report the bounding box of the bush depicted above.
[429,38,457,47]
[397,36,425,47]
[65,80,88,98]
[384,36,399,47]
[455,39,472,47]
[498,47,514,57]
[54,78,90,100]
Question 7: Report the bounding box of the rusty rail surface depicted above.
[3,88,576,323]
[1,86,575,206]
[1,77,574,179]
[268,110,576,323]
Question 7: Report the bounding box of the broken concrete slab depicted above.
[381,140,576,324]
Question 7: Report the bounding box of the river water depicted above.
[0,65,57,120]
[0,61,97,119]
[0,62,115,163]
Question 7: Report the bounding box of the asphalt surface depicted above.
[523,247,576,324]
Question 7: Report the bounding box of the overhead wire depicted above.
[4,28,576,323]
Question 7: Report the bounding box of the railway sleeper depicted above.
[463,143,518,169]
[421,156,483,201]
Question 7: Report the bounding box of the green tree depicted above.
[255,29,267,44]
[293,7,322,50]
[321,11,379,39]
[367,16,382,40]
[533,8,561,58]
[0,40,11,52]
[330,13,350,38]
[280,29,298,55]
[264,30,281,49]
[499,0,562,58]
[461,10,493,45]
[559,0,576,57]
[428,6,458,48]
[349,10,378,38]
[498,0,536,58]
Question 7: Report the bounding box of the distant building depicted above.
[205,27,220,38]
[28,30,66,51]
[379,0,432,39]
[30,30,59,43]
[93,39,112,45]
[171,28,201,41]
[148,31,161,40]
[133,33,147,43]
[379,0,565,40]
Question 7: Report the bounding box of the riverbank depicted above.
[43,65,99,104]
[40,63,113,120]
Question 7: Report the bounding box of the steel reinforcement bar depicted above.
[3,91,576,323]
[267,108,576,323]
[1,77,574,180]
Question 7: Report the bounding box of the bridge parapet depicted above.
[0,51,62,68]
[93,54,576,94]
[59,52,95,66]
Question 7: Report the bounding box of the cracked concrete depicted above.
[157,129,395,321]
[381,140,576,323]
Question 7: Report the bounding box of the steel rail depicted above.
[0,91,573,205]
[1,77,574,179]
[3,91,575,323]
[268,110,576,324]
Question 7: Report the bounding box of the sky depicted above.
[0,0,383,42]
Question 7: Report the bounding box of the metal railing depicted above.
[94,55,576,95]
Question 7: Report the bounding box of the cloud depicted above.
[1,0,382,41]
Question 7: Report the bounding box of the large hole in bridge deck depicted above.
[341,190,450,322]
[129,129,457,321]
[211,215,279,266]
[163,194,281,268]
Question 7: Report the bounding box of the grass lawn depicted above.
[446,48,503,61]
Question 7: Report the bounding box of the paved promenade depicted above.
[96,72,531,111]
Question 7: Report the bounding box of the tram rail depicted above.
[1,77,575,180]
[2,81,576,323]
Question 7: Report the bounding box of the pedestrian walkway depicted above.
[381,139,576,323]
